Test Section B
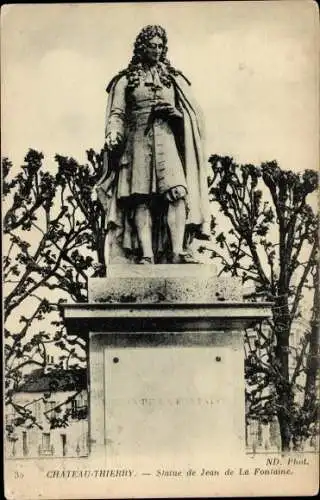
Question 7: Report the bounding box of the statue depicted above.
[95,25,211,265]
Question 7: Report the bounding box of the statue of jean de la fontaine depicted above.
[94,25,211,265]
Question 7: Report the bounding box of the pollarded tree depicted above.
[3,148,106,433]
[54,148,107,277]
[202,155,318,451]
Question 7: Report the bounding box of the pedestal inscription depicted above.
[105,344,241,459]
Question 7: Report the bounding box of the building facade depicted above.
[5,367,88,459]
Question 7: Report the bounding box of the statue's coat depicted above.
[95,68,211,260]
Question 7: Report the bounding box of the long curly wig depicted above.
[126,25,179,89]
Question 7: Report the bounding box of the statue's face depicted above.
[144,36,164,64]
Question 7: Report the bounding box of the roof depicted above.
[17,367,87,393]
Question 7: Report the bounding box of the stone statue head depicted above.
[132,25,168,65]
[127,25,176,89]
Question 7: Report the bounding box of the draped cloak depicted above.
[94,68,211,263]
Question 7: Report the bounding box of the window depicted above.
[34,401,42,423]
[42,433,51,451]
[5,412,15,426]
[71,397,88,419]
[22,431,28,456]
[38,433,54,456]
[71,399,78,418]
[45,400,56,418]
[61,434,67,457]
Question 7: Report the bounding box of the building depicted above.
[245,319,319,453]
[5,367,88,459]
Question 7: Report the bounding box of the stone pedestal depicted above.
[62,265,272,460]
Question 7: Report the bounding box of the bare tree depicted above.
[3,149,105,432]
[201,155,319,451]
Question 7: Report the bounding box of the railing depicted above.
[38,444,55,456]
[71,405,88,420]
[246,419,281,452]
[6,438,18,457]
[246,420,319,453]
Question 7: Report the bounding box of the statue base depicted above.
[62,265,272,460]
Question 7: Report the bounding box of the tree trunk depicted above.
[304,319,319,407]
[277,408,291,451]
[303,263,319,416]
[273,295,292,452]
[95,227,107,277]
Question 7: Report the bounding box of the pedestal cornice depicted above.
[61,301,273,337]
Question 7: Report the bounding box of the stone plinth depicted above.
[89,264,242,304]
[61,265,273,460]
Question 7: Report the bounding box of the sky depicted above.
[1,1,319,173]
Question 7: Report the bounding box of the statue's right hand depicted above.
[153,102,182,119]
[105,131,122,151]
